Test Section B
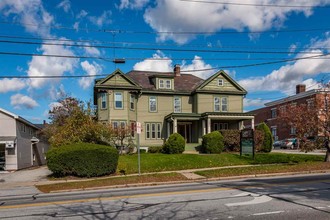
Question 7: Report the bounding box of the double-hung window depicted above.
[214,97,220,112]
[221,97,228,112]
[130,94,135,110]
[166,80,171,89]
[101,93,107,109]
[159,79,171,89]
[149,96,157,112]
[174,97,181,113]
[218,79,224,86]
[114,92,123,109]
[145,122,162,139]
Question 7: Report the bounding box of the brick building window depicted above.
[271,108,277,118]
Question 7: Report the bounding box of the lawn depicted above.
[195,162,330,178]
[37,173,187,193]
[117,153,324,174]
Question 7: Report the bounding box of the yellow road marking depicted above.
[0,187,232,209]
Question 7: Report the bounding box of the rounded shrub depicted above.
[201,131,224,154]
[46,143,119,177]
[162,133,185,154]
[220,129,240,152]
[256,122,273,153]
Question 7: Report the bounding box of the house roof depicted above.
[0,107,41,130]
[195,70,247,94]
[126,70,204,93]
[264,88,330,107]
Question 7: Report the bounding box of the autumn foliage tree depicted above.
[278,86,330,162]
[43,97,111,148]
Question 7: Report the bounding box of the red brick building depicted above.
[248,84,330,141]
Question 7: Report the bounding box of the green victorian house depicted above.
[94,65,254,146]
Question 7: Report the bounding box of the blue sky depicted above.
[1,0,330,123]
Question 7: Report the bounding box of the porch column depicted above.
[202,119,206,135]
[207,117,211,134]
[173,118,177,133]
[239,121,244,130]
[251,118,255,130]
[167,121,171,138]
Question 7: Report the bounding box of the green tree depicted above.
[256,122,273,153]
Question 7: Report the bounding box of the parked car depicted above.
[281,138,298,149]
[273,140,285,149]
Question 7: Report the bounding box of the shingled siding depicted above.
[197,94,243,113]
[201,76,239,92]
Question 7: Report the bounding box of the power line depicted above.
[1,20,330,35]
[180,0,330,8]
[0,52,329,77]
[2,34,330,51]
[0,39,325,55]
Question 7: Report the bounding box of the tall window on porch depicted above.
[145,122,161,139]
[174,97,181,113]
[149,96,157,112]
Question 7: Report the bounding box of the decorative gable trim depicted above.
[96,69,141,88]
[195,70,247,94]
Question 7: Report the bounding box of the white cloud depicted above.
[244,98,271,108]
[119,0,149,10]
[0,78,26,93]
[181,56,215,79]
[133,50,173,72]
[82,43,101,56]
[289,44,297,55]
[143,0,330,44]
[0,0,54,37]
[10,94,39,109]
[27,42,78,89]
[238,36,330,95]
[48,84,66,101]
[79,61,102,89]
[57,0,71,13]
[133,51,215,79]
[88,10,112,27]
[76,10,88,19]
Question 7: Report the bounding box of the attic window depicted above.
[218,79,224,86]
[159,79,171,89]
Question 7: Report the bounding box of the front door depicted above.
[0,144,5,171]
[178,123,192,143]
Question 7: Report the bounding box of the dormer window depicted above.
[159,79,171,89]
[218,79,224,86]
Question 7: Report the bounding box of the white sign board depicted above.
[136,122,142,134]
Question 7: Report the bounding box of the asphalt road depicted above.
[0,173,330,219]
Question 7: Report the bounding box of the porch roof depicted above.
[165,112,254,121]
[202,112,255,120]
[165,113,201,121]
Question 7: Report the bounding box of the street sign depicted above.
[136,122,141,134]
[240,128,255,159]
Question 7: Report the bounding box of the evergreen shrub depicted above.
[46,143,119,177]
[162,133,185,154]
[256,122,273,152]
[201,131,224,154]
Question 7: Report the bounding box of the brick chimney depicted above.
[296,84,306,94]
[174,64,180,77]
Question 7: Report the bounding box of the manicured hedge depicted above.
[220,129,240,152]
[256,122,273,153]
[162,133,185,154]
[46,143,119,177]
[148,146,163,153]
[201,131,224,154]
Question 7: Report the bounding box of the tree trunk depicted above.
[325,147,330,162]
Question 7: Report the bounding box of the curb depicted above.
[45,169,330,193]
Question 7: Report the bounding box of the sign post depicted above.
[240,128,255,159]
[136,122,141,175]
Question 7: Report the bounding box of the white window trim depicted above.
[114,92,123,109]
[149,96,157,112]
[218,79,224,86]
[214,96,228,112]
[214,97,220,112]
[221,97,228,112]
[159,79,171,89]
[146,122,162,140]
[174,97,181,113]
[101,93,107,109]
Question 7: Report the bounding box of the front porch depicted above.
[165,112,255,144]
